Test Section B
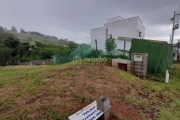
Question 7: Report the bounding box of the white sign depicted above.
[68,101,103,120]
[134,55,142,62]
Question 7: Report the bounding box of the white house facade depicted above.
[91,16,145,52]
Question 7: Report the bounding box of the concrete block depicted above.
[119,59,128,64]
[96,96,110,120]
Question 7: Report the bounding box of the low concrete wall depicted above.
[32,60,43,65]
[43,59,53,65]
[112,58,131,72]
[19,59,52,66]
[19,62,31,66]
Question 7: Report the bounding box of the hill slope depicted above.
[5,31,68,45]
[0,62,180,119]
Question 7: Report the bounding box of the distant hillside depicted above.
[5,30,73,45]
[0,25,76,45]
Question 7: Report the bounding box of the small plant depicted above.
[88,73,94,79]
[0,82,4,88]
[33,78,45,85]
[45,110,62,120]
[71,79,76,85]
[112,91,120,98]
[88,85,95,94]
[28,87,38,95]
[76,94,86,103]
[59,88,67,93]
[132,84,140,90]
[66,71,75,76]
[123,95,150,111]
[14,91,24,97]
[116,71,136,80]
[56,88,67,97]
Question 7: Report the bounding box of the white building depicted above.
[91,16,145,52]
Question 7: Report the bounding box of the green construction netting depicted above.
[53,44,93,64]
[53,44,129,65]
[130,39,173,74]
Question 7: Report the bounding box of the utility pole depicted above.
[171,11,176,44]
[171,11,180,44]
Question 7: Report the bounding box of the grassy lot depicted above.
[0,62,180,120]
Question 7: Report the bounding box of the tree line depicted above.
[0,30,78,66]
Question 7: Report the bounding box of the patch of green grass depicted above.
[33,78,46,85]
[28,87,38,95]
[156,98,180,120]
[0,98,16,108]
[112,91,120,99]
[14,90,25,97]
[66,71,75,76]
[88,85,95,94]
[116,70,137,80]
[54,88,67,97]
[123,95,150,111]
[45,110,62,120]
[0,81,5,88]
[44,72,51,79]
[75,94,86,103]
[88,73,94,79]
[132,84,140,90]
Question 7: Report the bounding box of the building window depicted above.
[106,29,108,39]
[139,31,141,39]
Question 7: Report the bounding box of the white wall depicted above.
[91,16,145,52]
[91,27,106,51]
[137,17,145,39]
[107,16,123,23]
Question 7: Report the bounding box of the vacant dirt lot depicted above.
[0,62,180,119]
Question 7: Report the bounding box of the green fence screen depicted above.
[130,39,173,74]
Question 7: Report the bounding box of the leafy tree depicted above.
[0,32,14,41]
[0,47,11,66]
[17,42,30,57]
[40,49,53,59]
[20,28,26,33]
[35,41,44,48]
[11,26,17,33]
[29,37,32,42]
[85,49,102,58]
[105,34,117,52]
[68,42,78,51]
[0,26,4,32]
[3,37,20,49]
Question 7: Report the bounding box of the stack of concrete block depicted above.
[112,59,120,67]
[131,53,148,79]
[112,58,131,72]
[127,60,131,72]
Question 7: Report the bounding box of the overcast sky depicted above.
[0,0,180,43]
